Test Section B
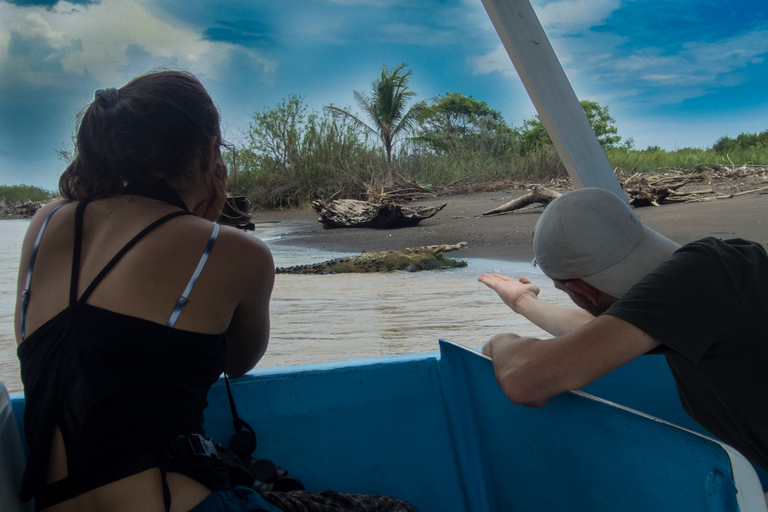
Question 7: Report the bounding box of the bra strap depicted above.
[20,203,67,339]
[69,201,90,305]
[167,223,221,327]
[77,210,192,304]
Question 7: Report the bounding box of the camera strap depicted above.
[224,373,258,457]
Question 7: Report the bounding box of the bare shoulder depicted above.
[208,224,275,285]
[214,225,273,263]
[27,198,70,226]
[34,198,70,217]
[21,199,72,249]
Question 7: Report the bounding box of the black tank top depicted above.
[17,200,226,509]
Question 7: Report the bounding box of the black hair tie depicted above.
[95,87,119,108]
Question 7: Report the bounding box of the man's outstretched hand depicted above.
[478,274,540,312]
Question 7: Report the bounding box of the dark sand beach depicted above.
[252,185,768,261]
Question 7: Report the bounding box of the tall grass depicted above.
[393,143,567,187]
[606,146,768,173]
[231,97,768,208]
[226,113,388,208]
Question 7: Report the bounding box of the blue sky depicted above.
[1,0,767,191]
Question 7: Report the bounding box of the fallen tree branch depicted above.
[481,185,562,216]
[0,200,47,217]
[732,187,767,197]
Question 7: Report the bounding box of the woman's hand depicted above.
[193,164,228,222]
[478,274,540,312]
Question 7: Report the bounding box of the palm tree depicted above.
[326,63,426,187]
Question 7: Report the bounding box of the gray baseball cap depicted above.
[533,188,680,298]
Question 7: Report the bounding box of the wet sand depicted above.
[252,188,768,260]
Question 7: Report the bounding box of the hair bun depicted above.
[95,88,119,108]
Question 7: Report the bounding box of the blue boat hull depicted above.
[3,340,766,511]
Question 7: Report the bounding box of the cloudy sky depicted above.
[1,0,767,191]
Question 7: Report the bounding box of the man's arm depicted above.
[479,274,594,336]
[482,315,660,407]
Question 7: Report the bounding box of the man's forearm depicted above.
[513,294,594,336]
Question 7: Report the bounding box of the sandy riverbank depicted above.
[4,181,766,261]
[251,186,768,261]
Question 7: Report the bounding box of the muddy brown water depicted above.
[0,219,568,393]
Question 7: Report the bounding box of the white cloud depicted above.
[0,0,277,88]
[532,0,621,35]
[466,0,622,82]
[0,12,85,87]
[469,44,518,79]
[609,27,768,92]
[455,0,502,35]
[682,27,768,75]
[470,0,768,113]
[325,0,391,5]
[380,23,453,46]
[283,14,346,45]
[641,74,680,83]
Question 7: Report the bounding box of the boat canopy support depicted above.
[480,0,626,201]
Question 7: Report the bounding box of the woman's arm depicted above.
[219,231,275,377]
[14,199,70,343]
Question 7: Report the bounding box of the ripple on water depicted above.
[0,220,571,393]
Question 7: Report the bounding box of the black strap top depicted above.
[17,200,227,509]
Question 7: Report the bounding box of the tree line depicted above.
[227,63,768,209]
[227,63,644,207]
[4,64,766,205]
[0,185,52,202]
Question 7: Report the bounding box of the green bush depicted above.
[0,185,53,202]
[713,130,768,153]
[518,100,623,154]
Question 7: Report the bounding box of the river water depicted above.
[0,218,570,393]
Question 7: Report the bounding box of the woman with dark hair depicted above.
[15,70,417,512]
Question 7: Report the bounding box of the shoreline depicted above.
[4,184,766,261]
[252,188,768,261]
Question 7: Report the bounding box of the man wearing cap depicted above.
[479,187,768,473]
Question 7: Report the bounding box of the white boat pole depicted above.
[480,0,626,201]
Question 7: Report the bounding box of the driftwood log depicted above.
[312,199,447,229]
[619,167,767,206]
[0,200,46,218]
[622,175,691,207]
[481,185,562,216]
[276,242,468,274]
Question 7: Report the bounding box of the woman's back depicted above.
[16,195,274,512]
[15,68,418,512]
[20,197,252,338]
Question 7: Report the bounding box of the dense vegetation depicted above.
[4,66,767,208]
[0,185,53,202]
[225,64,767,208]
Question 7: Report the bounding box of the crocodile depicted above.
[275,242,468,274]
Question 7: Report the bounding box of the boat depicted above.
[2,340,767,511]
[4,1,763,510]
